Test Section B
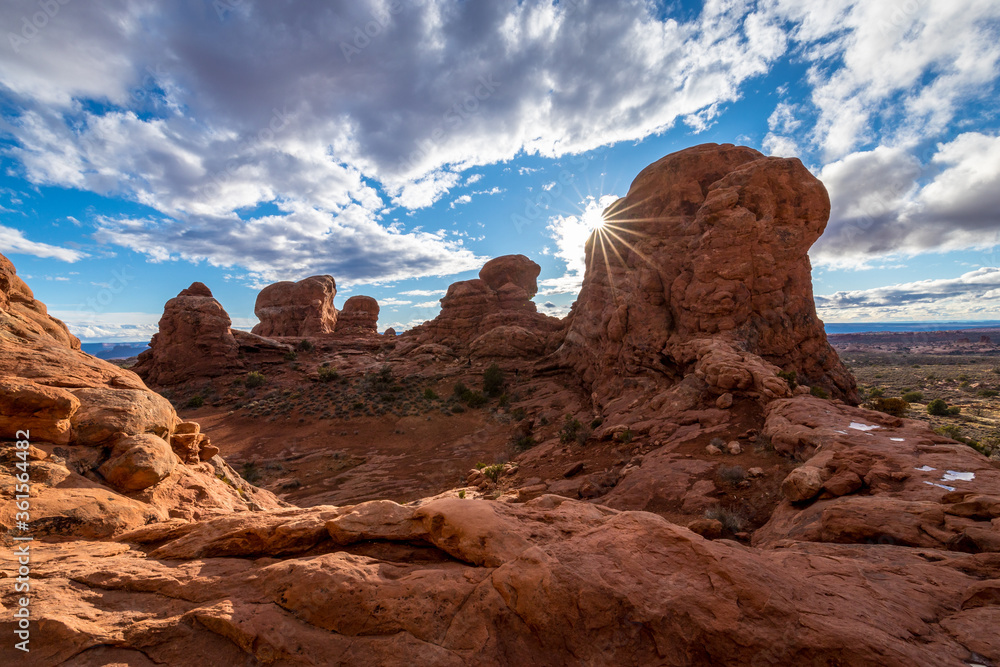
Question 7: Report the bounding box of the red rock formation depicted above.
[398,255,563,359]
[0,253,284,542]
[557,143,856,415]
[252,275,338,337]
[133,282,242,385]
[334,295,380,335]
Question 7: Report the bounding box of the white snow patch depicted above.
[834,430,848,435]
[890,438,905,442]
[942,471,975,482]
[849,422,880,431]
[924,481,956,492]
[914,465,936,472]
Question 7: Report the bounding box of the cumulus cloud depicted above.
[399,289,445,297]
[815,267,1000,320]
[49,310,160,342]
[813,133,1000,268]
[767,0,1000,159]
[0,0,791,284]
[0,224,86,261]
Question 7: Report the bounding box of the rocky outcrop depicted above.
[0,253,284,543]
[5,493,999,665]
[398,255,563,359]
[556,143,857,415]
[133,282,242,385]
[251,275,338,337]
[334,295,380,335]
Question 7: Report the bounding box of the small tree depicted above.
[483,363,506,397]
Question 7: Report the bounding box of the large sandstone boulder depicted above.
[251,275,338,337]
[98,433,177,492]
[133,282,242,385]
[334,295,380,335]
[556,143,857,412]
[478,254,540,297]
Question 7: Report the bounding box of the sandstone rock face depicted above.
[334,295,380,335]
[5,493,998,665]
[133,282,241,385]
[398,255,563,359]
[252,275,337,337]
[0,253,285,543]
[556,143,857,415]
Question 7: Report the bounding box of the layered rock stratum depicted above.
[2,144,998,666]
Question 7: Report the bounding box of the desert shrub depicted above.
[481,463,505,483]
[948,406,962,415]
[559,416,583,444]
[423,387,438,400]
[511,434,537,452]
[317,367,339,383]
[511,407,527,420]
[810,386,829,399]
[240,462,262,484]
[717,465,746,485]
[777,370,797,389]
[590,416,604,429]
[475,462,487,470]
[184,394,205,409]
[453,382,469,397]
[869,397,909,417]
[245,371,267,388]
[868,387,885,399]
[935,424,966,441]
[704,505,746,533]
[297,339,314,352]
[927,398,950,416]
[614,428,633,445]
[451,404,466,413]
[464,391,488,408]
[901,391,924,403]
[978,389,999,398]
[483,363,506,397]
[458,489,466,499]
[498,393,510,408]
[284,350,298,362]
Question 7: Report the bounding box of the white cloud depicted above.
[464,173,484,185]
[768,0,1000,159]
[413,300,441,309]
[49,310,160,342]
[816,267,1000,320]
[450,194,472,208]
[378,297,413,306]
[0,224,86,261]
[399,289,445,297]
[813,133,1000,268]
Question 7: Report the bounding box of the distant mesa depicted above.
[252,275,338,338]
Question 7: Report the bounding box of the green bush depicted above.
[927,398,950,416]
[935,424,964,441]
[511,434,536,452]
[284,350,298,362]
[245,371,267,388]
[868,387,885,398]
[297,339,314,352]
[464,391,487,408]
[184,394,205,409]
[869,397,909,417]
[483,363,506,397]
[978,389,999,398]
[559,416,583,444]
[948,406,962,415]
[777,370,797,389]
[810,386,829,399]
[481,463,505,483]
[901,391,924,403]
[423,387,438,400]
[317,367,339,383]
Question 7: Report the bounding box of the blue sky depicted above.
[1,0,999,341]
